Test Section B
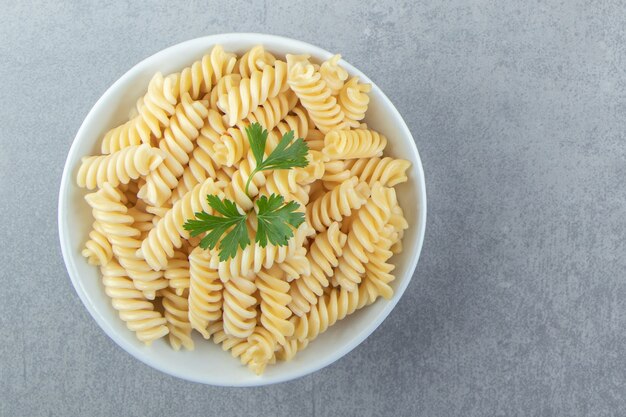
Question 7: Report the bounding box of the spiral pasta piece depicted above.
[168,45,237,101]
[77,144,165,190]
[307,176,370,232]
[287,150,326,189]
[218,60,289,126]
[242,326,277,375]
[213,124,248,167]
[323,128,386,160]
[209,320,246,352]
[169,109,227,203]
[389,203,409,254]
[277,246,311,281]
[81,222,113,266]
[276,337,309,361]
[138,93,210,206]
[319,54,348,95]
[188,247,223,338]
[320,159,352,190]
[101,260,169,345]
[256,266,294,345]
[127,202,154,235]
[161,287,194,351]
[273,106,310,140]
[222,271,257,338]
[85,184,166,299]
[101,73,176,154]
[138,178,225,271]
[235,45,276,78]
[338,77,371,128]
[289,222,346,316]
[100,117,152,155]
[360,226,398,302]
[120,180,143,207]
[287,59,345,134]
[333,183,394,292]
[292,285,369,342]
[247,90,298,130]
[347,157,411,187]
[164,250,190,296]
[209,321,275,374]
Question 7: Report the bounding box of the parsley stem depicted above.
[244,167,260,198]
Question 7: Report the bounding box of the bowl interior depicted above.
[58,33,426,386]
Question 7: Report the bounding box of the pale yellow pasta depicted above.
[319,54,348,95]
[138,93,210,206]
[207,73,242,110]
[273,106,310,139]
[161,287,194,351]
[235,45,276,77]
[100,73,175,154]
[333,183,394,292]
[119,180,142,207]
[247,90,298,130]
[277,246,311,281]
[210,321,275,375]
[291,285,371,342]
[347,156,411,187]
[276,337,309,361]
[320,159,352,190]
[101,260,169,345]
[323,128,386,160]
[242,326,277,375]
[164,250,190,296]
[209,320,249,354]
[79,45,412,374]
[165,45,237,101]
[139,178,226,271]
[360,225,398,302]
[287,59,345,133]
[81,221,113,266]
[339,77,372,128]
[288,222,346,316]
[213,124,249,167]
[222,270,257,338]
[85,184,167,300]
[188,247,223,338]
[169,109,227,202]
[218,61,289,126]
[307,176,370,232]
[76,144,165,190]
[256,265,294,345]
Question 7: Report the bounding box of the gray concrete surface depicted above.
[1,1,625,416]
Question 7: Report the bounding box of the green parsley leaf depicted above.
[244,123,310,196]
[246,123,268,167]
[260,131,309,171]
[185,125,311,260]
[183,196,250,261]
[255,194,305,247]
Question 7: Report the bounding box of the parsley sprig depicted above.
[183,123,308,261]
[244,123,309,196]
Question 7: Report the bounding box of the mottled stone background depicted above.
[1,1,625,416]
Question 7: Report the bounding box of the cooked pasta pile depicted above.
[77,45,411,374]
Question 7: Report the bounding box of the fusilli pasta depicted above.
[77,45,412,374]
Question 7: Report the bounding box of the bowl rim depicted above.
[58,32,427,386]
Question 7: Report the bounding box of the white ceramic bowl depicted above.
[58,33,427,386]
